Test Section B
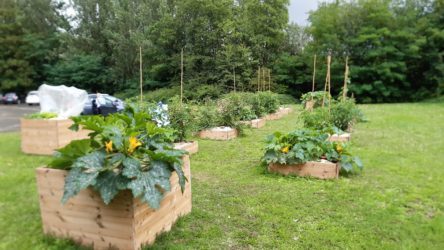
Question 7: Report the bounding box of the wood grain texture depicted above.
[35,155,192,250]
[240,118,266,129]
[198,128,238,140]
[328,133,351,142]
[174,141,199,154]
[268,161,339,179]
[21,118,89,155]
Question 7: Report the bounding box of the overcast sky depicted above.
[289,0,332,26]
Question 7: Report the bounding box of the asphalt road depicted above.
[0,104,40,132]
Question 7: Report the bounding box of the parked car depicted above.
[82,94,125,116]
[2,92,20,104]
[25,91,40,105]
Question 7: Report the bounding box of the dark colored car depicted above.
[2,92,20,104]
[82,94,125,116]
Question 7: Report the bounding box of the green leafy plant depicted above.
[25,112,58,119]
[257,92,280,114]
[49,105,186,209]
[300,98,364,131]
[262,128,363,173]
[167,97,195,142]
[300,91,332,109]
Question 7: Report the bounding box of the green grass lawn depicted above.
[1,102,444,249]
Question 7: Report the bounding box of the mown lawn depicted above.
[1,102,443,249]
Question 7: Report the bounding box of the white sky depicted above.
[289,0,333,26]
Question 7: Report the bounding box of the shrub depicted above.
[257,92,280,114]
[194,101,220,131]
[262,128,363,173]
[219,92,257,122]
[50,105,185,209]
[167,97,195,142]
[300,98,364,131]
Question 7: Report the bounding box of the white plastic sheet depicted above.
[38,84,88,119]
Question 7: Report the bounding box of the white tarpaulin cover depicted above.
[38,84,88,119]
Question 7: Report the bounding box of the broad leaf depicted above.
[127,161,172,209]
[122,157,141,178]
[62,168,99,203]
[94,171,129,204]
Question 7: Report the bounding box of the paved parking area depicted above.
[0,104,39,132]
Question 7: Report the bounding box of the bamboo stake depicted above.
[322,53,332,109]
[180,48,184,104]
[139,46,143,103]
[327,54,332,113]
[312,54,317,93]
[233,66,236,92]
[257,67,260,92]
[268,68,271,91]
[342,56,349,101]
[262,67,266,91]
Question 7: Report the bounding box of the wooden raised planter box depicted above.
[328,133,351,142]
[264,111,284,121]
[174,141,199,155]
[268,160,340,179]
[35,155,192,250]
[240,118,266,129]
[198,127,238,140]
[278,107,292,115]
[21,118,89,155]
[264,107,290,121]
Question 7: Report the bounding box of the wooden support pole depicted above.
[180,48,184,104]
[268,68,271,91]
[139,46,143,103]
[233,66,236,92]
[262,67,266,91]
[312,54,317,93]
[322,53,332,108]
[342,56,349,101]
[257,67,260,92]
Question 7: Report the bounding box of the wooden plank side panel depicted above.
[21,119,89,155]
[36,168,134,249]
[268,161,339,179]
[36,155,192,250]
[198,128,238,140]
[264,111,284,121]
[133,155,192,249]
[328,133,351,142]
[174,141,199,155]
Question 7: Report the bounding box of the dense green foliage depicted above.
[49,106,186,209]
[24,112,58,120]
[1,0,443,103]
[263,128,363,173]
[300,98,364,131]
[300,91,332,109]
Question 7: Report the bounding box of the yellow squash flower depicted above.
[128,136,142,154]
[281,146,290,154]
[336,143,343,153]
[105,140,113,153]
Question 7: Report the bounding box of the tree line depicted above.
[0,0,443,103]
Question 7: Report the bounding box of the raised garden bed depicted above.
[174,141,199,155]
[240,118,266,129]
[198,127,238,140]
[268,160,340,179]
[21,118,89,155]
[305,100,315,111]
[35,155,192,250]
[279,107,292,115]
[328,133,351,142]
[264,111,284,121]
